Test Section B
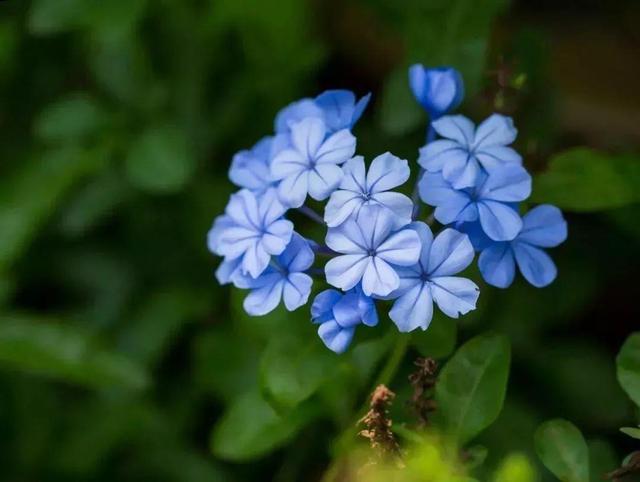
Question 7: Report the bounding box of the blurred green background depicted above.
[0,0,639,481]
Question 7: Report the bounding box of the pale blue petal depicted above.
[389,282,433,332]
[419,172,475,225]
[311,289,342,323]
[443,154,481,189]
[278,233,314,271]
[270,148,308,180]
[480,164,531,202]
[307,163,344,200]
[315,90,355,132]
[324,190,363,227]
[472,114,517,149]
[409,65,464,117]
[357,204,395,251]
[243,278,284,315]
[418,140,468,172]
[225,190,261,229]
[262,219,293,255]
[207,215,233,255]
[332,292,363,328]
[229,140,273,192]
[351,93,371,125]
[215,258,243,285]
[283,272,313,310]
[325,221,367,254]
[478,201,523,241]
[430,276,479,318]
[290,117,326,159]
[361,257,399,297]
[455,221,493,251]
[513,242,557,288]
[376,228,421,266]
[371,192,413,225]
[432,115,475,146]
[259,189,288,225]
[475,146,522,170]
[325,254,369,291]
[318,321,354,354]
[338,156,366,192]
[356,290,378,327]
[408,221,434,272]
[277,171,309,208]
[275,99,323,134]
[315,129,356,165]
[241,242,271,278]
[427,228,475,277]
[218,226,259,259]
[366,152,410,192]
[478,243,516,288]
[518,204,567,248]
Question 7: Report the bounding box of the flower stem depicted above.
[297,205,324,224]
[411,122,436,220]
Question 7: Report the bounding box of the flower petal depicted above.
[277,171,309,208]
[432,115,475,146]
[308,164,344,201]
[418,140,469,172]
[478,242,515,288]
[332,292,363,328]
[376,228,421,266]
[315,129,356,165]
[361,257,399,297]
[356,204,395,251]
[427,228,475,277]
[472,113,517,149]
[290,117,326,158]
[318,321,354,354]
[283,272,313,310]
[207,215,234,255]
[259,189,288,225]
[442,154,481,189]
[324,190,363,227]
[419,172,475,225]
[513,242,557,288]
[371,191,414,225]
[478,201,523,241]
[225,190,261,229]
[241,242,271,278]
[475,146,522,170]
[366,152,410,193]
[518,204,568,248]
[215,258,242,285]
[325,219,367,254]
[311,289,342,323]
[262,219,293,255]
[325,254,369,291]
[274,99,323,133]
[430,276,479,318]
[389,282,433,332]
[338,156,366,192]
[243,278,284,316]
[314,90,360,132]
[278,233,314,271]
[479,164,531,202]
[270,148,309,180]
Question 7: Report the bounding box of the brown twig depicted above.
[358,384,401,461]
[605,451,640,481]
[407,357,438,427]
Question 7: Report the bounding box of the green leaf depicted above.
[620,427,640,440]
[210,389,314,461]
[616,332,640,408]
[378,67,424,136]
[0,314,150,390]
[125,124,196,194]
[531,148,640,211]
[411,313,457,359]
[492,452,537,482]
[0,147,105,271]
[28,0,92,35]
[34,93,108,143]
[434,333,511,445]
[588,439,618,482]
[534,419,589,482]
[260,334,336,411]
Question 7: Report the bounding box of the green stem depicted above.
[322,333,411,482]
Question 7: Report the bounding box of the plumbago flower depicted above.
[207,68,568,354]
[418,114,522,189]
[271,117,356,208]
[325,204,421,297]
[324,152,412,227]
[419,164,531,241]
[387,223,479,332]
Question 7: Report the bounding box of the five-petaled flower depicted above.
[311,287,378,353]
[213,189,293,278]
[469,204,567,288]
[387,223,479,332]
[324,204,421,297]
[418,114,522,189]
[234,233,314,315]
[324,152,412,227]
[419,164,531,241]
[270,118,356,208]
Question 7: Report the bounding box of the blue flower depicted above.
[270,118,356,208]
[275,90,370,134]
[387,223,479,332]
[324,152,412,227]
[324,204,421,297]
[229,136,279,196]
[213,189,293,278]
[419,164,531,241]
[409,65,464,119]
[311,287,378,353]
[418,114,522,189]
[234,233,314,315]
[468,204,567,288]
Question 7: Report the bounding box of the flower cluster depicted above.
[208,69,567,353]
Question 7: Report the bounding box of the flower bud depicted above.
[409,64,464,119]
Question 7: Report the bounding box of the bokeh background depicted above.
[0,0,639,481]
